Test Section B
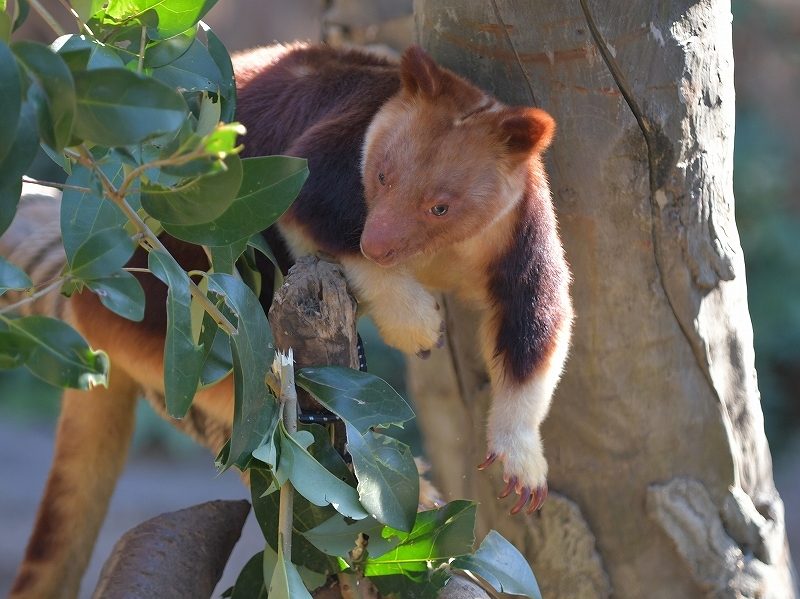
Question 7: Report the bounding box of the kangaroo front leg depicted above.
[338,256,445,357]
[10,370,139,599]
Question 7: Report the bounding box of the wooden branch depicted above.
[90,500,251,599]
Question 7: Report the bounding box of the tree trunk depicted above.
[410,1,799,597]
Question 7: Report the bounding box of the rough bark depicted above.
[90,500,251,599]
[410,1,799,597]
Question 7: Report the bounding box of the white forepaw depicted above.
[480,430,548,514]
[370,292,445,357]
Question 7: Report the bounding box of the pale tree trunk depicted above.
[409,1,799,597]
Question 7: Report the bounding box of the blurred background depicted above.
[1,0,799,595]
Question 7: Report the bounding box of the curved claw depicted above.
[498,476,517,499]
[416,349,432,359]
[510,486,532,515]
[477,453,497,470]
[526,484,549,514]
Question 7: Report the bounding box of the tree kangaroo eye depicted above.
[379,172,386,186]
[430,205,449,216]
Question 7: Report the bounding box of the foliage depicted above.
[0,0,541,597]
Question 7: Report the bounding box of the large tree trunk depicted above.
[409,1,799,597]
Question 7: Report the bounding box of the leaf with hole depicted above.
[346,426,419,533]
[5,315,108,389]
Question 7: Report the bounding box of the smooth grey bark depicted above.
[410,1,798,597]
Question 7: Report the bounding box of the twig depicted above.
[0,279,66,315]
[138,25,146,73]
[70,145,238,336]
[277,349,297,560]
[27,0,66,36]
[22,176,92,195]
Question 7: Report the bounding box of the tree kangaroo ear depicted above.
[400,45,441,98]
[501,107,556,156]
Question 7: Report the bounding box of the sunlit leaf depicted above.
[73,68,187,146]
[84,270,145,322]
[451,530,542,599]
[105,0,218,39]
[163,156,307,246]
[303,515,401,561]
[364,501,477,578]
[296,366,415,435]
[5,315,109,389]
[149,250,203,417]
[141,154,241,225]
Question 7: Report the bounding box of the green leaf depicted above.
[303,515,401,561]
[105,0,218,40]
[10,0,29,32]
[0,11,10,43]
[84,270,145,321]
[201,22,235,123]
[151,36,223,94]
[269,541,314,599]
[61,162,138,264]
[141,154,241,226]
[0,329,35,369]
[52,34,125,72]
[0,179,22,238]
[197,310,233,387]
[5,315,109,389]
[371,570,450,599]
[143,27,195,68]
[0,256,32,294]
[0,93,40,191]
[230,551,267,599]
[70,0,105,22]
[69,227,135,280]
[280,423,369,521]
[163,156,307,245]
[250,468,340,576]
[73,68,187,146]
[296,366,415,435]
[11,40,76,152]
[451,530,542,599]
[148,250,204,417]
[206,273,275,470]
[347,426,419,533]
[209,237,247,275]
[365,501,477,578]
[0,38,21,163]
